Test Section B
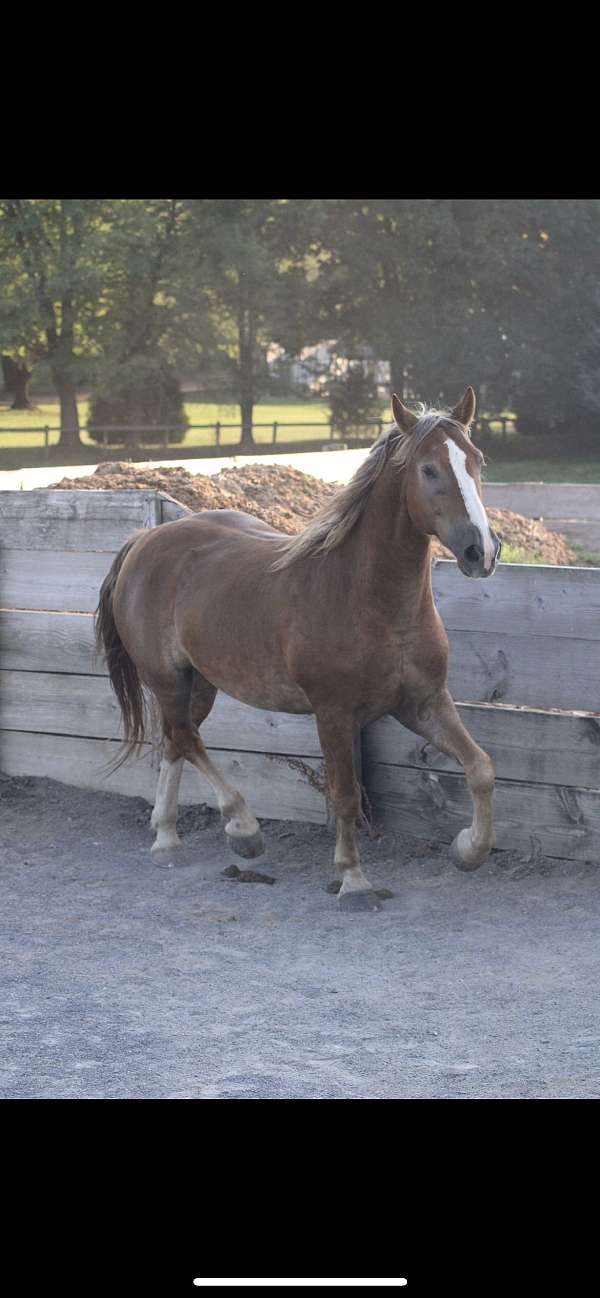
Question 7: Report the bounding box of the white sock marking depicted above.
[445,439,495,567]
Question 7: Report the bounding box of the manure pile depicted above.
[47,461,577,565]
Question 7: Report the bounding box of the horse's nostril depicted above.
[464,544,482,564]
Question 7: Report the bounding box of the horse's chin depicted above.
[456,557,497,579]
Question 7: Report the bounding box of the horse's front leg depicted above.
[392,688,495,870]
[314,707,378,910]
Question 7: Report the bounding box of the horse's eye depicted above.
[422,464,438,480]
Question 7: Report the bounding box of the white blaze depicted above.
[444,438,495,568]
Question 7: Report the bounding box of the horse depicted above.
[95,386,501,910]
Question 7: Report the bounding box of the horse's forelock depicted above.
[390,408,469,467]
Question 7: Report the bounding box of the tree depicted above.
[185,199,325,448]
[0,199,112,451]
[311,198,600,450]
[312,199,508,408]
[325,362,382,436]
[87,199,191,447]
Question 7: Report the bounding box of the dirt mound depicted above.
[47,460,577,564]
[49,461,338,536]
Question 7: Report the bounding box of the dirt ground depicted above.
[2,773,600,1099]
[48,461,577,564]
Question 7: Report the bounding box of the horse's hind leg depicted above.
[189,745,265,860]
[156,670,265,859]
[151,670,222,853]
[150,668,198,853]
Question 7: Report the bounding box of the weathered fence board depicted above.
[366,705,600,791]
[0,550,115,612]
[0,610,99,674]
[0,488,189,556]
[432,559,600,640]
[445,629,600,712]
[1,731,328,823]
[368,764,600,862]
[3,610,599,714]
[0,488,163,552]
[0,668,323,756]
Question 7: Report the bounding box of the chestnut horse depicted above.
[95,387,501,909]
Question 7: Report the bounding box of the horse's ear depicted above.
[391,393,418,433]
[451,386,476,431]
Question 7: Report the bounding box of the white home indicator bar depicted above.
[193,1282,408,1289]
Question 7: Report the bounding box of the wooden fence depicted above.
[0,490,327,825]
[364,561,600,861]
[0,414,515,456]
[1,488,600,861]
[0,420,382,456]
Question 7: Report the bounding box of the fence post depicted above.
[103,429,108,449]
[272,421,278,445]
[215,421,221,446]
[163,427,168,450]
[44,426,49,458]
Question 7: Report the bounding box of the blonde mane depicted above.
[271,407,466,570]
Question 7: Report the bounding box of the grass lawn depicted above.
[1,400,600,481]
[0,400,338,450]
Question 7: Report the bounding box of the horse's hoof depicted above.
[151,835,182,855]
[226,828,266,860]
[451,829,489,872]
[338,889,382,912]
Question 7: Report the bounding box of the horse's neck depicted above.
[349,459,433,615]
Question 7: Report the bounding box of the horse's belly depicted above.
[183,632,313,714]
[210,673,312,715]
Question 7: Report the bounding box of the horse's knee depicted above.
[468,750,495,794]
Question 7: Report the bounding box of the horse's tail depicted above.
[94,533,149,774]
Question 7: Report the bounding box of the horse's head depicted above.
[392,387,501,579]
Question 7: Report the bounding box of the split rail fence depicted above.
[1,489,600,861]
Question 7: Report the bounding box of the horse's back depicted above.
[162,508,285,541]
[113,506,288,649]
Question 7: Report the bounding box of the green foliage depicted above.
[325,363,382,435]
[2,197,600,458]
[312,198,600,445]
[87,357,187,445]
[85,199,192,444]
[183,199,326,444]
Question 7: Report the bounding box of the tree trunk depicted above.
[238,315,256,450]
[2,356,13,398]
[389,352,405,399]
[240,396,254,449]
[2,357,33,408]
[10,364,33,410]
[52,368,81,452]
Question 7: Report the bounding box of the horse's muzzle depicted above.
[450,524,502,579]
